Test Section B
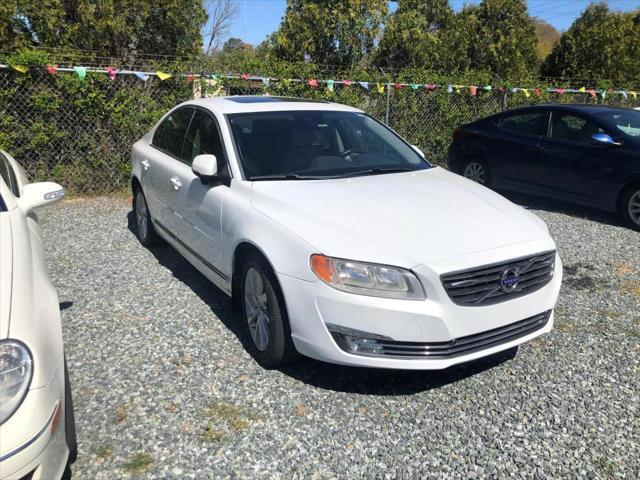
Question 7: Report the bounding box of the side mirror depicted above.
[591,133,622,146]
[411,145,425,158]
[17,182,65,213]
[192,154,218,179]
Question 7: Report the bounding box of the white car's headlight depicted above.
[310,255,426,300]
[0,340,33,424]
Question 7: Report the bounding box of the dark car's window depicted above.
[152,108,194,160]
[500,112,545,136]
[227,111,429,180]
[183,110,227,168]
[551,114,604,143]
[593,109,640,139]
[0,153,19,197]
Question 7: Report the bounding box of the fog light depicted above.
[342,335,383,355]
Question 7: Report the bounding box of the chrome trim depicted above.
[0,404,57,462]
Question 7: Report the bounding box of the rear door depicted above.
[538,110,617,205]
[142,107,194,235]
[172,108,231,276]
[490,109,547,192]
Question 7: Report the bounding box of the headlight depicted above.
[310,255,426,300]
[0,340,33,424]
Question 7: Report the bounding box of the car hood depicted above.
[250,167,551,268]
[0,214,12,338]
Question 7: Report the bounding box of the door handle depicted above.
[141,159,150,170]
[170,177,183,190]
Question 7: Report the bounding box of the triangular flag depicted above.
[358,81,369,90]
[522,88,530,98]
[135,72,149,81]
[186,74,194,83]
[74,66,87,80]
[599,90,606,99]
[455,85,462,94]
[326,79,334,92]
[578,87,586,93]
[211,74,220,81]
[511,87,518,93]
[376,83,385,94]
[10,64,28,74]
[620,91,628,99]
[393,83,402,90]
[483,85,492,91]
[498,87,505,93]
[106,67,116,80]
[156,71,172,81]
[630,91,637,99]
[470,86,477,96]
[425,83,436,91]
[588,89,596,98]
[282,78,291,87]
[260,77,270,87]
[343,80,352,87]
[555,88,565,95]
[447,85,453,93]
[45,65,57,75]
[241,73,250,81]
[308,79,319,88]
[533,88,542,97]
[410,84,419,90]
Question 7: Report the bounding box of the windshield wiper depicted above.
[248,173,325,181]
[330,166,414,178]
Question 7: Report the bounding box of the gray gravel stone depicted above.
[38,195,639,479]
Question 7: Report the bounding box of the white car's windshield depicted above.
[227,111,430,180]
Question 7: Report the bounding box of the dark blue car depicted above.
[448,104,640,230]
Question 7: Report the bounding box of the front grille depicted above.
[441,251,556,306]
[332,310,551,359]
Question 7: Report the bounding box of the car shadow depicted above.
[126,211,517,395]
[500,191,625,229]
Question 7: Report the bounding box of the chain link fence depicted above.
[1,67,639,195]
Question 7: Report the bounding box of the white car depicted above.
[0,151,75,479]
[131,97,562,369]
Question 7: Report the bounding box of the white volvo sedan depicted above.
[131,97,562,369]
[0,151,75,479]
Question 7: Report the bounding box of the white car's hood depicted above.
[251,167,550,267]
[0,214,12,338]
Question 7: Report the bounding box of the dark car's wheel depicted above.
[64,358,77,464]
[621,183,640,231]
[133,188,162,246]
[460,158,491,187]
[241,254,298,367]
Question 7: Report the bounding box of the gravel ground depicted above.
[39,194,639,479]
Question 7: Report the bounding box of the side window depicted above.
[500,112,545,136]
[152,108,194,160]
[183,110,227,167]
[551,114,604,143]
[0,153,19,197]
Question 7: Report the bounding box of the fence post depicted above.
[502,89,509,111]
[385,82,391,125]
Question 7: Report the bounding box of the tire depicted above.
[64,358,77,464]
[133,187,162,246]
[460,158,492,188]
[240,254,298,367]
[620,183,640,231]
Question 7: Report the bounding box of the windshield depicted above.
[594,109,640,139]
[227,111,430,180]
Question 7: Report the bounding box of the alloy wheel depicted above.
[244,267,270,351]
[463,162,486,185]
[135,192,148,240]
[629,190,640,227]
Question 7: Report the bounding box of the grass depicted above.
[201,401,257,443]
[114,403,129,424]
[202,424,225,443]
[96,444,113,462]
[122,453,154,475]
[620,280,640,299]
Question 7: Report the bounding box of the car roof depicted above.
[186,96,363,114]
[510,104,637,114]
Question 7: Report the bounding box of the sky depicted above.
[215,0,639,47]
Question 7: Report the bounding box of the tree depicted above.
[222,37,252,54]
[272,0,388,68]
[542,3,640,81]
[204,0,238,54]
[0,0,208,59]
[458,0,538,80]
[374,0,454,70]
[533,18,560,62]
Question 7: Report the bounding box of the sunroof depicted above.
[225,96,328,104]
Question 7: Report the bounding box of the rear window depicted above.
[500,111,545,136]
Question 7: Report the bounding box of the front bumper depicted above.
[0,356,68,480]
[279,246,562,370]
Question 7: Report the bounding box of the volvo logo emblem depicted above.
[500,268,520,293]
